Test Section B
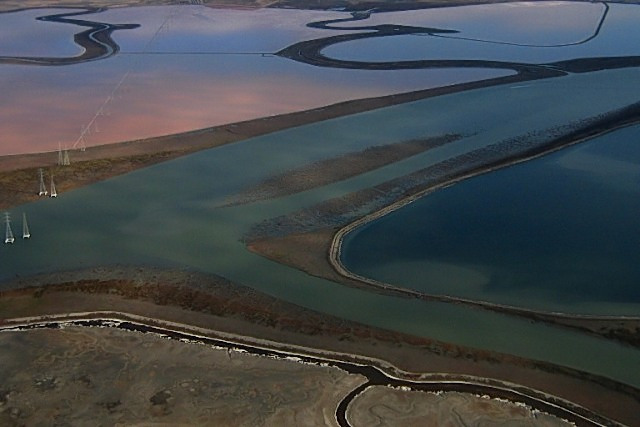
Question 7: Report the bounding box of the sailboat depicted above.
[50,175,57,198]
[22,212,30,239]
[4,212,14,244]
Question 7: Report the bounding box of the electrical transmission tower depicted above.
[38,168,48,196]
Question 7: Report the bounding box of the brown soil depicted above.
[241,106,640,351]
[226,134,460,206]
[0,326,364,426]
[248,228,640,350]
[0,269,638,425]
[347,386,570,426]
[0,73,530,211]
[248,228,367,290]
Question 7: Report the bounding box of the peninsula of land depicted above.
[0,267,636,426]
[2,1,640,425]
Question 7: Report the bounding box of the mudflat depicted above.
[2,1,640,425]
[0,267,638,425]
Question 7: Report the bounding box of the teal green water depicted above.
[342,125,640,312]
[1,68,640,387]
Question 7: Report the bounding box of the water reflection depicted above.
[0,4,514,155]
[285,2,640,71]
[6,2,638,156]
[0,9,139,65]
[1,68,640,386]
[1,2,640,393]
[333,1,608,46]
[0,8,84,57]
[101,6,352,54]
[341,125,640,309]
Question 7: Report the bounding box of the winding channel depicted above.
[1,3,640,423]
[0,8,138,65]
[3,2,639,75]
[276,3,640,75]
[429,2,609,48]
[0,313,617,427]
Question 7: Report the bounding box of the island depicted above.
[1,0,639,425]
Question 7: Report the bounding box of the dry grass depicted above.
[0,151,179,210]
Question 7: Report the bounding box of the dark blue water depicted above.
[341,125,640,309]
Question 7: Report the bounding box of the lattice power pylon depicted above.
[38,168,48,196]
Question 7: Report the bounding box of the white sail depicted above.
[22,212,30,239]
[4,212,14,244]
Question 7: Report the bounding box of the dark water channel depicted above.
[342,125,640,311]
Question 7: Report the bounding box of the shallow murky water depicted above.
[1,1,640,389]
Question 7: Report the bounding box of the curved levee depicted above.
[276,3,640,75]
[0,313,623,427]
[330,110,640,317]
[0,8,139,66]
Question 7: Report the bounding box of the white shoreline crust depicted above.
[0,310,614,427]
